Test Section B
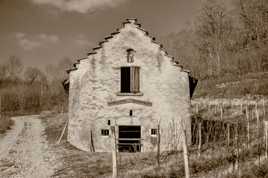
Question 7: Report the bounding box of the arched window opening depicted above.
[127,48,135,63]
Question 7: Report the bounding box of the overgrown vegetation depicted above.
[0,115,14,134]
[0,56,72,133]
[226,160,268,178]
[161,0,268,91]
[0,56,72,114]
[41,100,268,178]
[194,72,268,98]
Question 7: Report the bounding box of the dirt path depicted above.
[0,115,58,178]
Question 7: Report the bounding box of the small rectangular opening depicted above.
[101,129,109,136]
[151,128,157,135]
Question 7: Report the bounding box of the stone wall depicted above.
[68,19,191,152]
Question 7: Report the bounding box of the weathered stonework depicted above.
[67,19,192,152]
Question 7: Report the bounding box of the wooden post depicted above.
[256,103,260,131]
[157,124,160,167]
[90,130,95,152]
[264,121,268,159]
[40,82,42,110]
[195,104,199,114]
[263,99,266,144]
[263,99,265,117]
[246,105,250,149]
[198,120,202,157]
[227,123,230,147]
[56,120,68,145]
[220,104,223,120]
[235,122,239,172]
[255,104,261,167]
[0,95,1,119]
[111,126,118,178]
[182,129,190,178]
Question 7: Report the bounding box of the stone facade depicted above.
[67,19,192,152]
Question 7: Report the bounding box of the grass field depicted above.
[41,101,268,178]
[0,115,14,134]
[194,72,268,98]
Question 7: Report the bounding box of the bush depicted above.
[0,115,14,134]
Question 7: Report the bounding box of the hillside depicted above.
[193,72,268,99]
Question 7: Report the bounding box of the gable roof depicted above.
[66,18,186,74]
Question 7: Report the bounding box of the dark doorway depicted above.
[118,126,141,152]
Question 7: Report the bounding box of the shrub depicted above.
[0,115,14,134]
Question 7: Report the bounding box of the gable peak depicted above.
[66,18,188,74]
[126,18,137,24]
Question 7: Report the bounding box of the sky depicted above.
[0,0,202,68]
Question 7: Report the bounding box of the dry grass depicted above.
[0,115,14,134]
[194,72,268,98]
[225,158,268,178]
[41,112,235,178]
[41,103,268,178]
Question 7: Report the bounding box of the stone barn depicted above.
[66,18,197,152]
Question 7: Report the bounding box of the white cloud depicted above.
[15,32,26,39]
[74,34,93,46]
[38,33,59,43]
[31,0,127,13]
[15,32,59,51]
[75,39,92,46]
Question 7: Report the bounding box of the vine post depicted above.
[111,126,118,178]
[227,123,230,147]
[157,123,160,167]
[264,121,268,159]
[182,129,190,178]
[246,104,250,149]
[198,118,202,157]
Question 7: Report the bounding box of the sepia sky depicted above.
[0,0,202,68]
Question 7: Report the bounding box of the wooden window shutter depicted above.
[130,67,140,93]
[130,67,135,92]
[134,67,140,93]
[121,66,140,93]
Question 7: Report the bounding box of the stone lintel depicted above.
[107,98,152,106]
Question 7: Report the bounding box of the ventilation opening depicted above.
[118,125,141,152]
[151,128,157,135]
[101,129,109,136]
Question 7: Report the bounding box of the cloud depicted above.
[31,0,127,13]
[39,33,59,43]
[15,33,59,51]
[74,34,93,46]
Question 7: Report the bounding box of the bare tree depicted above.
[24,67,46,85]
[196,0,233,76]
[0,64,7,83]
[6,56,23,80]
[238,0,268,72]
